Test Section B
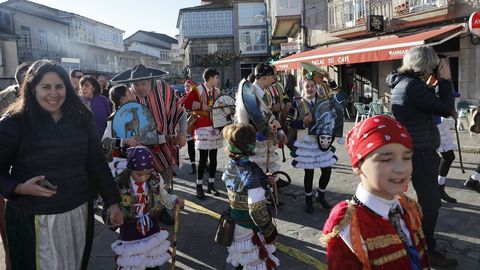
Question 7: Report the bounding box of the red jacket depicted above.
[322,195,429,270]
[182,84,220,129]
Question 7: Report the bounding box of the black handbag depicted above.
[214,210,235,246]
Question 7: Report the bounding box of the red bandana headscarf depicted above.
[346,115,413,167]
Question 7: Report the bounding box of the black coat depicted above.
[387,73,454,151]
[0,109,121,215]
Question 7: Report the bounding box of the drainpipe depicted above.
[301,0,313,50]
[302,0,307,49]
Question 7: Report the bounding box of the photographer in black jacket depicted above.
[0,60,123,269]
[387,46,457,268]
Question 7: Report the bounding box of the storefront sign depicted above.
[367,15,385,33]
[280,43,299,54]
[469,11,480,37]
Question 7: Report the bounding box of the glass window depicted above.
[38,30,48,50]
[238,2,266,26]
[19,25,32,58]
[356,0,365,18]
[181,10,232,37]
[279,0,288,9]
[291,0,300,8]
[344,0,354,22]
[239,29,267,54]
[208,43,217,54]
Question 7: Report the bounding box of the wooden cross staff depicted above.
[170,204,181,270]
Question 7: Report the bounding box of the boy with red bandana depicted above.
[322,115,430,270]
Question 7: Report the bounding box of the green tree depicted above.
[206,51,241,89]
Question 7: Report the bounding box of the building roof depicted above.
[0,0,68,25]
[0,0,123,32]
[179,3,232,12]
[139,31,177,44]
[124,31,177,50]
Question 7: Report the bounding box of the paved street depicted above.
[88,120,480,270]
[0,121,479,270]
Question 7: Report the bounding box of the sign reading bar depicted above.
[367,15,385,33]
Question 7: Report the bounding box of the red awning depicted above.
[274,24,465,71]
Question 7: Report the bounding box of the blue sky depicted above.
[6,0,200,38]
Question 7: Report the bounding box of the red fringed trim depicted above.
[252,233,269,260]
[266,257,277,269]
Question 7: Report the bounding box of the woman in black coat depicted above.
[387,46,457,268]
[0,60,123,270]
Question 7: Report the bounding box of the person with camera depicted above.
[387,46,457,268]
[0,60,123,269]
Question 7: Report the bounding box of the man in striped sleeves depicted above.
[111,64,187,224]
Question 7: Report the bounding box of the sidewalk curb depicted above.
[459,146,480,154]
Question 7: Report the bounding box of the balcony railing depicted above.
[328,0,449,32]
[271,0,302,18]
[393,0,448,16]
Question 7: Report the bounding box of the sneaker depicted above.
[428,249,457,268]
[464,178,480,193]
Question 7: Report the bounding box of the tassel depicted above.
[266,257,276,269]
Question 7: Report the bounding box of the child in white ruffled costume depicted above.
[221,123,280,270]
[109,146,184,270]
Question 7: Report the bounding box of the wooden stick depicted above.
[454,117,465,174]
[266,139,280,206]
[169,166,174,191]
[170,204,181,270]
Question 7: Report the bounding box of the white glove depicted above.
[337,137,345,145]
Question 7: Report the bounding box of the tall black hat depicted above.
[111,64,167,84]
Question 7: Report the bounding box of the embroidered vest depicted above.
[322,195,429,270]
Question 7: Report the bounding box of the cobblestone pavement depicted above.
[0,121,478,270]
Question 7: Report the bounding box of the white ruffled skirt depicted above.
[226,225,280,270]
[249,140,280,173]
[194,126,223,150]
[111,230,171,270]
[292,135,337,169]
[437,120,456,152]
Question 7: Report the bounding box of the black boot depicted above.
[316,191,332,210]
[465,177,480,193]
[429,249,458,268]
[439,184,457,203]
[304,195,313,213]
[207,182,220,196]
[158,208,175,225]
[190,163,196,174]
[196,184,206,200]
